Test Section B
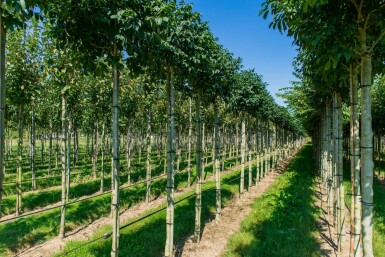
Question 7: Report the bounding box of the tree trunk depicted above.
[359,21,374,257]
[59,94,67,239]
[100,119,106,193]
[66,115,71,202]
[165,66,175,256]
[111,44,120,257]
[187,97,192,188]
[337,92,345,252]
[48,118,53,176]
[93,118,98,179]
[256,119,260,183]
[326,100,333,215]
[214,100,221,220]
[31,106,36,190]
[55,132,59,169]
[163,123,167,175]
[248,114,252,189]
[235,123,239,166]
[126,125,131,185]
[350,65,362,257]
[0,8,5,217]
[194,92,203,243]
[202,123,205,179]
[176,125,181,172]
[146,107,152,204]
[240,113,246,195]
[16,105,24,216]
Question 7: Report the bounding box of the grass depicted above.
[0,155,243,255]
[223,143,322,257]
[54,162,258,257]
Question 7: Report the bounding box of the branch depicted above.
[342,63,349,72]
[370,29,385,52]
[90,42,110,50]
[349,0,359,12]
[359,0,364,14]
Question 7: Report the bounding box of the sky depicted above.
[185,0,298,106]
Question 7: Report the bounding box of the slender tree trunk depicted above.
[264,121,269,177]
[0,8,5,217]
[256,119,260,183]
[48,118,53,176]
[240,113,246,195]
[165,66,175,256]
[126,125,131,185]
[194,92,203,243]
[214,100,221,220]
[177,126,181,172]
[235,123,239,166]
[66,115,71,202]
[163,123,167,175]
[248,114,252,189]
[30,106,36,190]
[101,119,106,193]
[146,107,152,204]
[41,131,44,164]
[16,105,24,216]
[337,92,345,252]
[326,101,333,215]
[73,125,77,168]
[222,127,226,172]
[358,22,374,257]
[59,94,67,239]
[333,94,338,228]
[350,65,362,257]
[93,118,98,179]
[55,131,59,169]
[187,97,192,188]
[111,44,120,257]
[202,123,205,179]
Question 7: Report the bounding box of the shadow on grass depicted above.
[224,144,322,257]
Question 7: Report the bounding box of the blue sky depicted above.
[185,0,298,106]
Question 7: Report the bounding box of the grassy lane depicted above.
[223,143,322,257]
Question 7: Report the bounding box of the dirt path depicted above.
[315,180,350,257]
[178,151,298,257]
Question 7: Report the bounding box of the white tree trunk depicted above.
[214,100,221,220]
[111,44,120,257]
[240,113,246,195]
[59,95,67,239]
[194,92,203,243]
[165,66,175,256]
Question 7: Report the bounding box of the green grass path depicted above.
[224,143,323,257]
